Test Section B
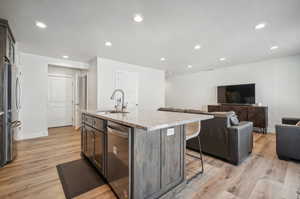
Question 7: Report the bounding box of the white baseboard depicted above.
[16,130,48,141]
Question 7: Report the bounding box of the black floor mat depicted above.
[56,159,106,199]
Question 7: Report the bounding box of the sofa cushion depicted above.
[296,121,300,127]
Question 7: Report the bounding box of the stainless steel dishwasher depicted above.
[107,121,131,199]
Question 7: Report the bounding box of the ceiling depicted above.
[1,0,300,74]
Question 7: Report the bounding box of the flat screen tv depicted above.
[217,84,255,104]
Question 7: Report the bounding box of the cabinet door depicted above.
[248,107,267,128]
[81,126,87,155]
[94,130,105,175]
[208,105,221,112]
[161,126,184,188]
[5,31,15,64]
[86,126,95,160]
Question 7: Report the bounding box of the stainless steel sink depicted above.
[107,110,129,114]
[97,110,129,114]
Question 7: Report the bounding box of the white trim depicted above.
[16,130,48,141]
[48,73,73,78]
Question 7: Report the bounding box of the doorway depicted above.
[47,65,87,129]
[47,74,73,128]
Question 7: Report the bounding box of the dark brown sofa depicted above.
[158,108,253,165]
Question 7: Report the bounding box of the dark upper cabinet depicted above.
[0,19,15,64]
[0,19,15,113]
[6,33,15,64]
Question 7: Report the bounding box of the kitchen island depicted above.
[81,110,213,199]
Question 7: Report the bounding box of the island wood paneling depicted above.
[161,125,184,188]
[0,127,300,199]
[132,128,161,198]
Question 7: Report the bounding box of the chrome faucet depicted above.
[110,89,126,112]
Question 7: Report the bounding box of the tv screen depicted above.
[217,84,255,104]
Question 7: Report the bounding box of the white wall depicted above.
[87,57,98,110]
[96,57,165,111]
[18,52,88,140]
[166,55,300,132]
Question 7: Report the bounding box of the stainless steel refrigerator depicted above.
[0,18,21,167]
[0,56,21,167]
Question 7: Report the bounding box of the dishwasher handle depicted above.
[107,126,129,139]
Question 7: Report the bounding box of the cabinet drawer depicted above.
[84,115,94,126]
[83,114,105,131]
[94,118,105,131]
[208,105,221,112]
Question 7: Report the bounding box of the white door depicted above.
[48,74,73,128]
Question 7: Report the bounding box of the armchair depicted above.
[276,118,300,160]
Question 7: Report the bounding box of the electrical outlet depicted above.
[167,128,175,136]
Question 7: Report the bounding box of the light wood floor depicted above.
[0,127,299,199]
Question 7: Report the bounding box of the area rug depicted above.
[56,159,106,199]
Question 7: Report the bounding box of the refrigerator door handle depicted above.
[18,76,21,109]
[15,77,19,110]
[14,121,21,128]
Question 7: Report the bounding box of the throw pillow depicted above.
[230,115,240,126]
[296,121,300,127]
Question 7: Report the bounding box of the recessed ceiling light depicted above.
[62,55,69,59]
[219,57,226,61]
[187,65,193,69]
[194,45,201,50]
[255,23,266,30]
[35,21,47,29]
[270,46,279,50]
[133,14,143,23]
[105,41,112,47]
[160,57,166,61]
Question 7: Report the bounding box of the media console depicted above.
[208,104,268,133]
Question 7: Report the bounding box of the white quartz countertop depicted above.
[84,109,214,131]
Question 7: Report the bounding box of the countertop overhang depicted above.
[84,110,214,131]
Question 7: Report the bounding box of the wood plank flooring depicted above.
[0,127,299,199]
